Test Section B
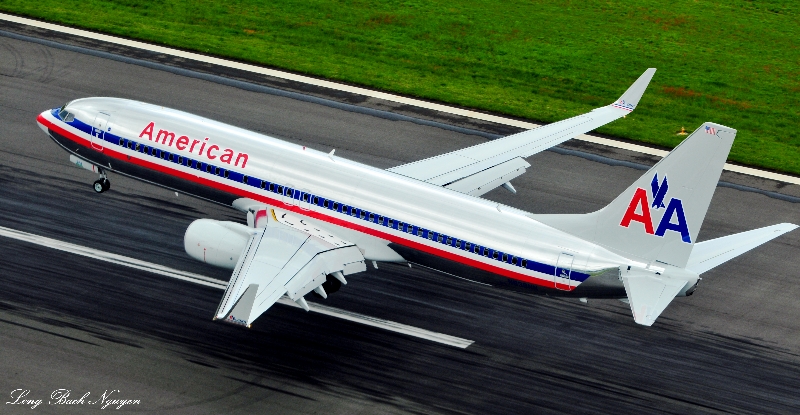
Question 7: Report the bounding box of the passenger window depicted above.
[119,138,125,146]
[178,156,183,164]
[369,213,374,221]
[206,165,212,173]
[304,194,310,202]
[314,196,319,205]
[377,216,383,223]
[260,181,266,189]
[427,232,433,240]
[388,219,394,227]
[417,229,423,236]
[522,259,528,267]
[324,200,329,208]
[502,254,507,262]
[484,249,489,257]
[438,235,444,242]
[277,185,283,194]
[493,252,499,260]
[243,175,248,184]
[333,202,339,210]
[446,237,452,244]
[360,211,366,219]
[351,209,358,217]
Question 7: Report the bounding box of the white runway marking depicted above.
[0,225,474,349]
[1,12,797,186]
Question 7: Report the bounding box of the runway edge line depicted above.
[1,12,798,186]
[0,225,475,349]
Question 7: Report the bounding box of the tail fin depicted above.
[534,122,736,267]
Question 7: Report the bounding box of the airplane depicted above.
[36,68,797,327]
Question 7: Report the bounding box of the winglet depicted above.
[611,68,656,112]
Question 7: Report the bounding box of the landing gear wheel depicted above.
[321,274,342,294]
[93,179,110,193]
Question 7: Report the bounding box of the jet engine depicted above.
[184,219,252,269]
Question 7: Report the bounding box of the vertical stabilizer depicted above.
[534,123,736,268]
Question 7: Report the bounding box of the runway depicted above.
[1,21,800,414]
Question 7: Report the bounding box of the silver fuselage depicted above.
[38,98,635,297]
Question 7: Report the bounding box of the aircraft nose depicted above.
[36,110,50,134]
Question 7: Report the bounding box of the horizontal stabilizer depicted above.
[622,267,689,326]
[686,223,798,274]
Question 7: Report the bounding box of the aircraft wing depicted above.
[215,209,366,327]
[387,69,656,196]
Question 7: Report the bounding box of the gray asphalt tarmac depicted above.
[1,23,799,414]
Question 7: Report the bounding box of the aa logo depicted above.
[619,173,691,243]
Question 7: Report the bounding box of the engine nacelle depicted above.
[184,219,252,269]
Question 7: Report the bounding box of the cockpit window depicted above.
[58,104,75,122]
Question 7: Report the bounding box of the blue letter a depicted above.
[655,198,691,243]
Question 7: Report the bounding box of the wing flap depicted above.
[215,221,366,327]
[444,157,530,196]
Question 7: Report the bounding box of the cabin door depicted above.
[554,252,574,291]
[91,112,111,151]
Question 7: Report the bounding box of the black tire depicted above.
[321,275,342,294]
[101,178,111,191]
[93,179,106,193]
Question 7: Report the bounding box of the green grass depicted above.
[3,0,799,175]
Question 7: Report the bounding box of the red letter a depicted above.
[139,122,154,140]
[619,188,654,234]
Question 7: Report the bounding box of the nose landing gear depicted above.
[92,167,110,193]
[93,178,110,193]
[68,155,111,194]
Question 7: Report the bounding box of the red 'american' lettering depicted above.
[139,122,249,168]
